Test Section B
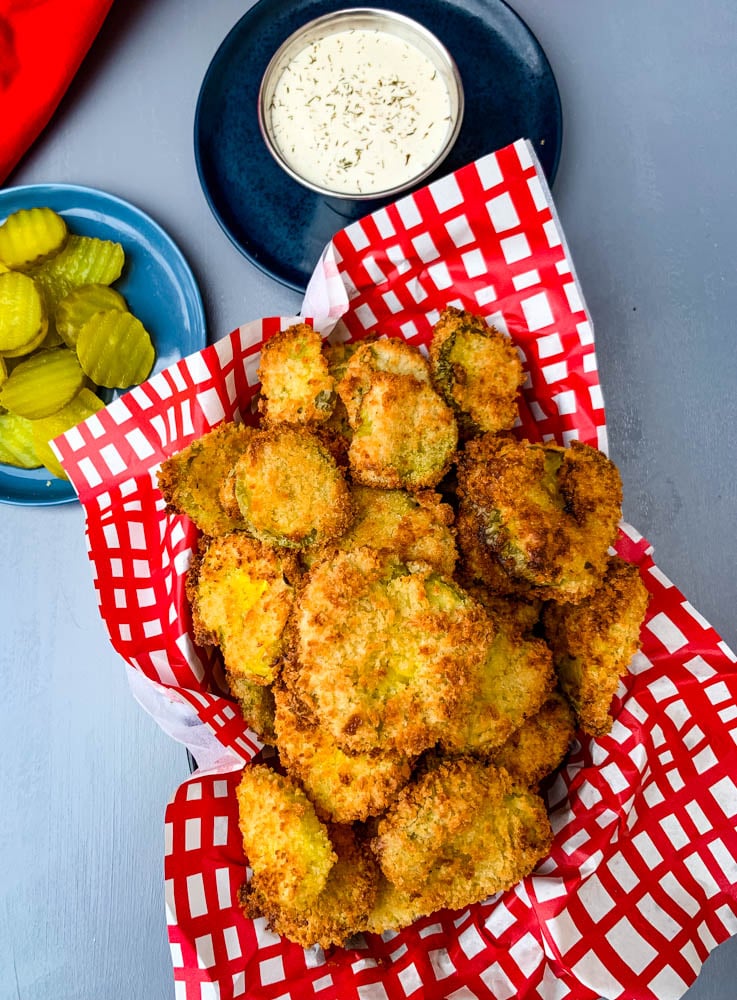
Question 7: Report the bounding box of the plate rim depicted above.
[0,182,207,507]
[193,0,563,292]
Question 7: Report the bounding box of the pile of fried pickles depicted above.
[158,308,649,949]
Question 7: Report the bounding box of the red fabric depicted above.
[0,0,113,182]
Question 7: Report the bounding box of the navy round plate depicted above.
[0,184,207,507]
[195,0,562,292]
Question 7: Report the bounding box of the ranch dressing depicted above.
[268,28,453,195]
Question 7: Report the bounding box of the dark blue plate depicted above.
[194,0,562,292]
[0,184,207,507]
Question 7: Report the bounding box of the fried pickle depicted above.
[257,322,335,425]
[543,555,649,735]
[457,435,622,603]
[337,336,431,425]
[492,692,576,789]
[157,420,250,535]
[429,306,524,436]
[290,547,492,756]
[372,757,553,912]
[232,424,354,549]
[187,533,298,684]
[274,680,413,823]
[227,672,277,743]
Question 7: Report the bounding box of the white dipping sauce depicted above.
[268,28,453,195]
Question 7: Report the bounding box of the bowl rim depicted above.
[257,6,466,201]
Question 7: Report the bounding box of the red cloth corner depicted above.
[0,0,113,183]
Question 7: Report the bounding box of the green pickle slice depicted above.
[0,271,47,355]
[31,387,105,479]
[77,309,154,388]
[55,283,127,348]
[0,411,42,468]
[31,235,125,311]
[0,347,85,419]
[0,207,68,270]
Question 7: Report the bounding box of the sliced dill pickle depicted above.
[0,271,47,355]
[31,235,125,311]
[31,387,105,479]
[55,283,127,348]
[0,411,42,468]
[0,347,84,418]
[0,207,68,270]
[76,309,154,388]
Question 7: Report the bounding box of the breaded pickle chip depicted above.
[349,372,458,490]
[543,555,649,736]
[457,435,622,603]
[0,411,42,468]
[227,672,277,743]
[258,322,335,424]
[337,336,430,425]
[365,875,435,935]
[31,388,105,479]
[187,533,299,684]
[430,306,524,435]
[373,757,553,911]
[76,309,154,388]
[274,681,414,823]
[0,347,84,419]
[493,692,576,789]
[0,271,47,355]
[291,547,492,755]
[31,234,124,310]
[233,425,353,549]
[0,207,68,270]
[55,283,127,348]
[157,421,251,536]
[236,766,336,912]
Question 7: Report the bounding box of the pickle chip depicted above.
[0,271,47,355]
[0,207,68,270]
[0,411,42,468]
[0,347,85,419]
[0,355,7,387]
[31,387,105,479]
[55,283,128,348]
[76,309,154,388]
[31,235,125,310]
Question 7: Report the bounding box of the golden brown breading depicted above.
[290,547,492,756]
[227,671,277,743]
[429,306,524,436]
[492,692,576,788]
[187,533,299,684]
[457,435,622,603]
[157,420,250,535]
[337,336,431,425]
[440,616,555,755]
[455,504,535,597]
[364,875,436,935]
[257,322,335,425]
[542,555,650,735]
[464,582,544,636]
[274,680,413,823]
[240,822,380,949]
[232,424,354,549]
[372,757,553,912]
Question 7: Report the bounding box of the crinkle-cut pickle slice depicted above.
[0,207,68,270]
[0,411,42,468]
[31,388,105,479]
[31,235,125,310]
[76,309,154,388]
[0,271,47,355]
[0,347,84,419]
[55,283,127,348]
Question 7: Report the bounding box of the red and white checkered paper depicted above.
[57,140,737,1000]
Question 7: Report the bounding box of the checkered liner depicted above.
[56,140,737,999]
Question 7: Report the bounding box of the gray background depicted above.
[1,0,735,998]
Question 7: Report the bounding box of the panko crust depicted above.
[157,420,251,536]
[291,547,492,756]
[273,680,413,823]
[227,672,277,743]
[429,306,524,436]
[372,757,553,912]
[542,555,650,735]
[257,322,335,425]
[457,435,622,603]
[337,336,431,425]
[492,692,576,789]
[232,424,354,549]
[186,533,299,684]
